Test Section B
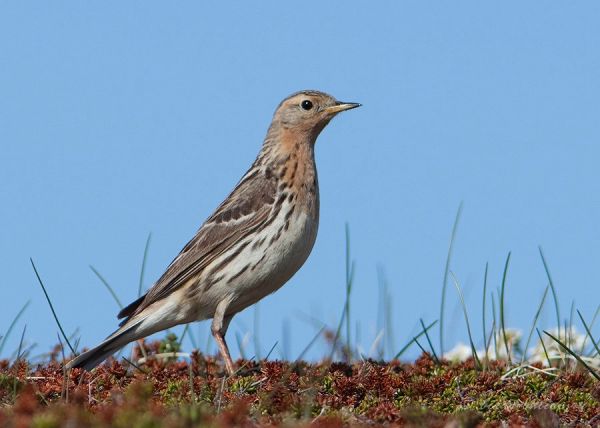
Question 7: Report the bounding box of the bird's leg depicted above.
[212,317,234,375]
[211,299,235,375]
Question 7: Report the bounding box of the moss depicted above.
[197,383,214,404]
[455,370,477,386]
[354,393,379,415]
[113,410,162,428]
[230,375,258,394]
[549,402,568,414]
[453,410,483,428]
[161,379,186,405]
[125,380,154,402]
[524,374,549,395]
[393,394,412,409]
[569,390,597,406]
[158,333,181,360]
[31,413,60,428]
[0,372,23,399]
[290,400,321,420]
[1,347,598,426]
[321,374,334,394]
[399,405,445,426]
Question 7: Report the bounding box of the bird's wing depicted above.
[120,166,281,321]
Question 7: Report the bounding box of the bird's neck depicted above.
[257,124,317,169]
[255,124,319,217]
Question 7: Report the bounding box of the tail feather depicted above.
[67,295,185,371]
[65,321,142,371]
[117,294,146,321]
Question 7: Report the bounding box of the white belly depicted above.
[196,200,319,317]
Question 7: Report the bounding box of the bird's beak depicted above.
[324,101,362,115]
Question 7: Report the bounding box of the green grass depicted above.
[1,215,598,426]
[450,271,481,369]
[439,202,463,357]
[30,259,75,355]
[15,221,598,384]
[0,301,30,356]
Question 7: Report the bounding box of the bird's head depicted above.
[271,90,360,142]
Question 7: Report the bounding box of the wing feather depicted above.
[120,166,278,321]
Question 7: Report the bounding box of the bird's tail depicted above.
[65,321,143,371]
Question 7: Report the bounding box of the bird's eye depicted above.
[301,100,313,110]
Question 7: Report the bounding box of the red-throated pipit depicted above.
[66,90,360,375]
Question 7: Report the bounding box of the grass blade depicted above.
[536,328,552,368]
[521,285,550,364]
[484,320,496,362]
[439,202,463,357]
[297,326,325,362]
[420,318,439,364]
[394,320,438,360]
[564,320,568,354]
[499,252,512,365]
[73,337,81,355]
[188,364,197,403]
[235,331,247,361]
[330,223,355,362]
[383,276,394,358]
[376,266,385,359]
[543,330,600,381]
[581,304,600,354]
[122,356,147,374]
[344,223,354,360]
[16,325,27,361]
[491,292,498,358]
[187,323,198,350]
[281,318,290,361]
[0,300,30,356]
[178,325,189,351]
[481,262,489,360]
[577,310,600,357]
[90,265,123,308]
[264,341,278,361]
[538,246,561,340]
[30,259,75,355]
[568,301,575,348]
[56,332,66,364]
[450,272,481,369]
[413,338,428,356]
[138,233,152,297]
[13,325,27,398]
[254,304,261,360]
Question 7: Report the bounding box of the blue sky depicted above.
[1,2,599,362]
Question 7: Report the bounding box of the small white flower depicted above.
[530,327,587,365]
[444,343,473,362]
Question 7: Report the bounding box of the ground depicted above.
[0,342,598,427]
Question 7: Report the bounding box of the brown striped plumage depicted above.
[66,90,360,375]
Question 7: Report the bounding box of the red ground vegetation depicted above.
[0,344,598,427]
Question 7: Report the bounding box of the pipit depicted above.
[67,90,360,375]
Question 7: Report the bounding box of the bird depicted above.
[66,90,360,375]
